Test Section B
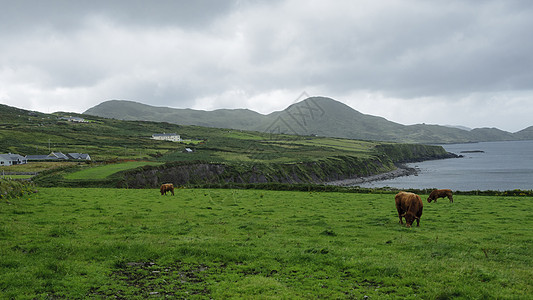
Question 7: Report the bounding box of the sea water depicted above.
[359,140,533,191]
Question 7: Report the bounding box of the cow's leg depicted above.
[397,207,404,224]
[449,195,453,203]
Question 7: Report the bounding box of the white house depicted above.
[0,153,28,166]
[59,116,88,123]
[152,133,181,142]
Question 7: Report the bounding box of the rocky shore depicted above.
[325,164,418,186]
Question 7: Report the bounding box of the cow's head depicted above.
[402,212,419,227]
[426,197,433,203]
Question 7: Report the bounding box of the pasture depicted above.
[1,188,531,298]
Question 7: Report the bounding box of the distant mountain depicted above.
[84,100,263,129]
[84,97,531,144]
[444,125,472,131]
[253,97,406,141]
[514,126,533,140]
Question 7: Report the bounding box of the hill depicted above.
[84,100,263,129]
[84,97,530,143]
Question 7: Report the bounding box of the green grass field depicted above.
[1,162,79,173]
[63,161,164,180]
[1,188,531,299]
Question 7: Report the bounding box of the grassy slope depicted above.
[1,103,454,186]
[63,161,164,180]
[0,109,186,161]
[1,188,531,298]
[1,104,383,164]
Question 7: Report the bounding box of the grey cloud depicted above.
[285,1,533,98]
[1,0,533,132]
[0,0,237,33]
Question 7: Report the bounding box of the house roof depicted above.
[68,153,91,160]
[59,116,86,122]
[27,155,53,160]
[26,152,91,161]
[49,152,69,159]
[152,133,179,137]
[0,153,27,161]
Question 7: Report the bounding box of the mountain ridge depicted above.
[84,97,533,143]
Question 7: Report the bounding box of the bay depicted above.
[359,140,533,191]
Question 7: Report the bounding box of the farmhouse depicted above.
[59,116,88,123]
[152,133,181,142]
[0,153,28,166]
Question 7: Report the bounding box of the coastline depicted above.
[325,164,418,186]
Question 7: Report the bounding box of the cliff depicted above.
[116,144,457,188]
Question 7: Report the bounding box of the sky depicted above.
[1,0,533,132]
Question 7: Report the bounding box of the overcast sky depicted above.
[1,0,532,132]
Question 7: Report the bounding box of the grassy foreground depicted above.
[1,188,531,299]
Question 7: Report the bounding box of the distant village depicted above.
[1,132,189,167]
[0,152,91,166]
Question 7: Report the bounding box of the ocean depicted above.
[359,140,533,191]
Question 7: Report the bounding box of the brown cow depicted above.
[160,183,174,196]
[427,189,453,203]
[395,191,423,227]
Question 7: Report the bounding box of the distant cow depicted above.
[160,183,174,196]
[395,191,423,227]
[427,189,453,203]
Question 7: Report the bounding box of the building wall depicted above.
[152,134,181,142]
[0,158,12,166]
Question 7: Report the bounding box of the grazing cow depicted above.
[395,191,423,227]
[427,189,453,203]
[160,183,174,196]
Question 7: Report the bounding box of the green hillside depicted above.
[2,103,458,186]
[0,105,183,161]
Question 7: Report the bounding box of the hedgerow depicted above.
[0,178,37,200]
